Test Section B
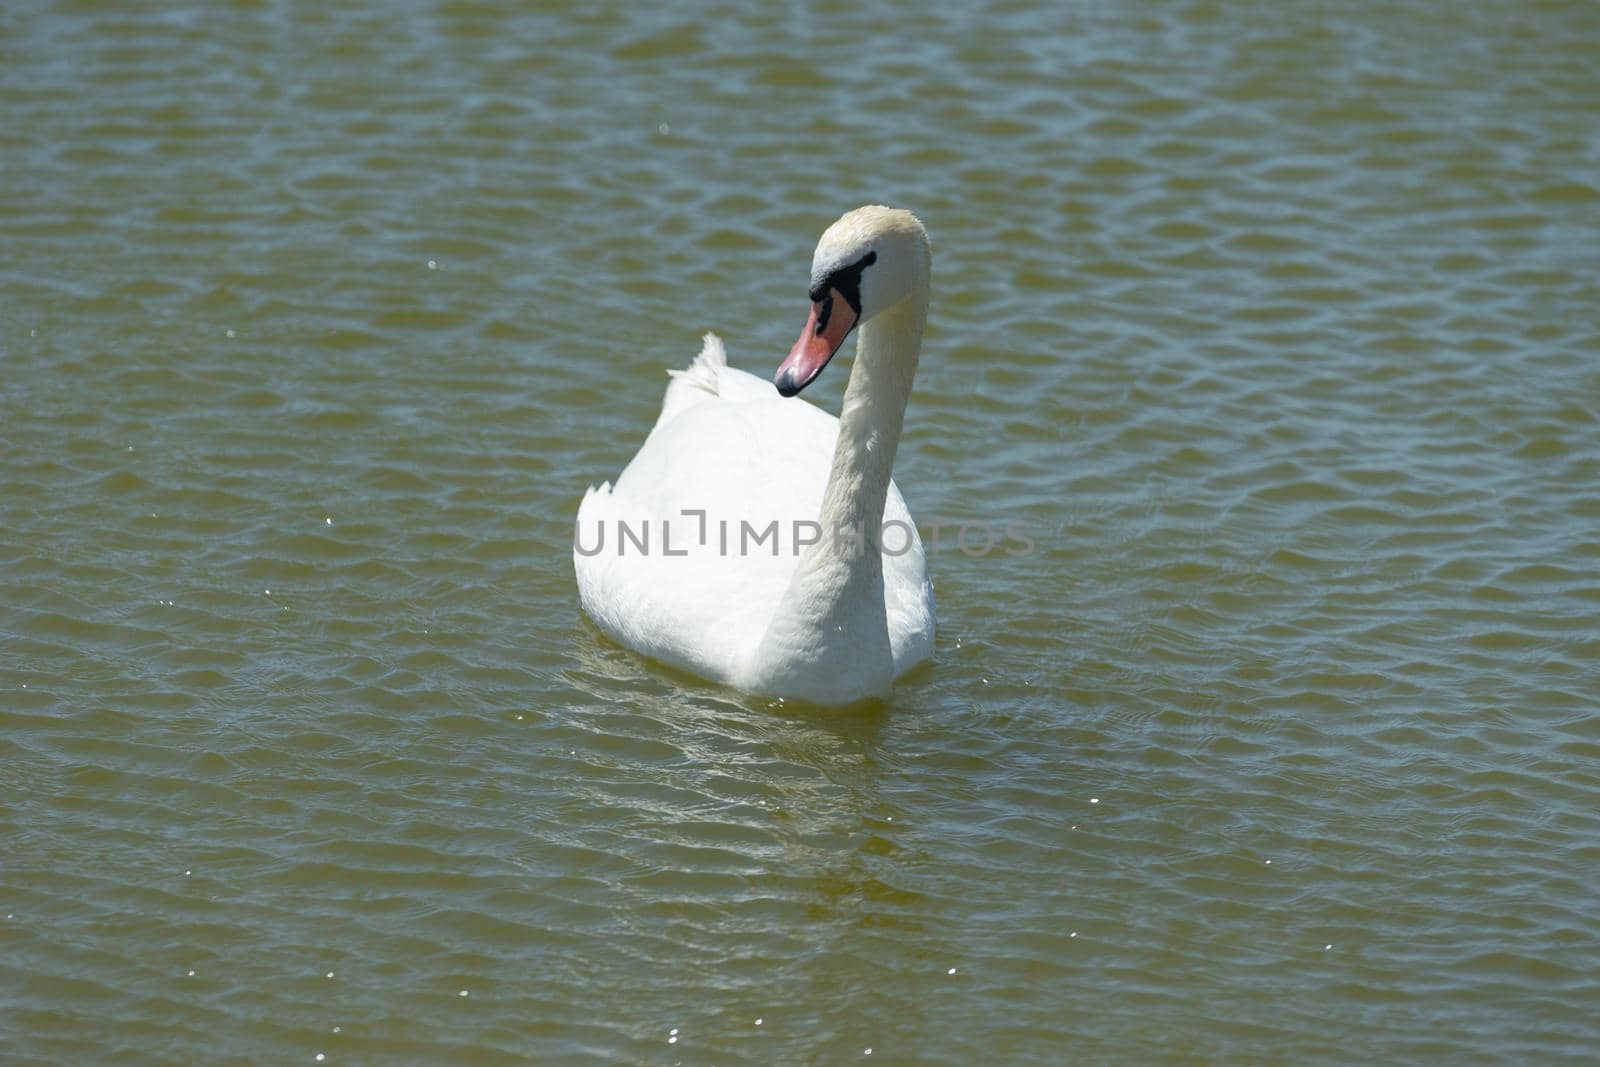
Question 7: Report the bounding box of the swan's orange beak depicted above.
[775,288,858,397]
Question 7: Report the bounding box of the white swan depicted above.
[574,206,935,705]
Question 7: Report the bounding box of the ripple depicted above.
[4,1,1600,1064]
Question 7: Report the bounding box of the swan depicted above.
[574,205,935,705]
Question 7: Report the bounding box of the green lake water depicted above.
[3,1,1598,1063]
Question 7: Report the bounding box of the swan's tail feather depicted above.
[658,332,727,424]
[667,332,726,391]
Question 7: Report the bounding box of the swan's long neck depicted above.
[754,288,926,696]
[817,292,925,550]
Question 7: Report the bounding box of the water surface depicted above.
[3,1,1598,1063]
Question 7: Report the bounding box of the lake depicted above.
[2,1,1597,1063]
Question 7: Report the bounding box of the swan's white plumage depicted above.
[574,207,936,704]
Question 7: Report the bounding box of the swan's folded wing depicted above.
[574,398,838,686]
[882,481,936,678]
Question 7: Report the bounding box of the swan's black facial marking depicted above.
[809,250,877,315]
[814,293,835,334]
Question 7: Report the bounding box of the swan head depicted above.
[775,205,931,397]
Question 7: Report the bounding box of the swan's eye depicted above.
[809,250,878,313]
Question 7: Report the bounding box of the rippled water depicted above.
[4,1,1599,1063]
